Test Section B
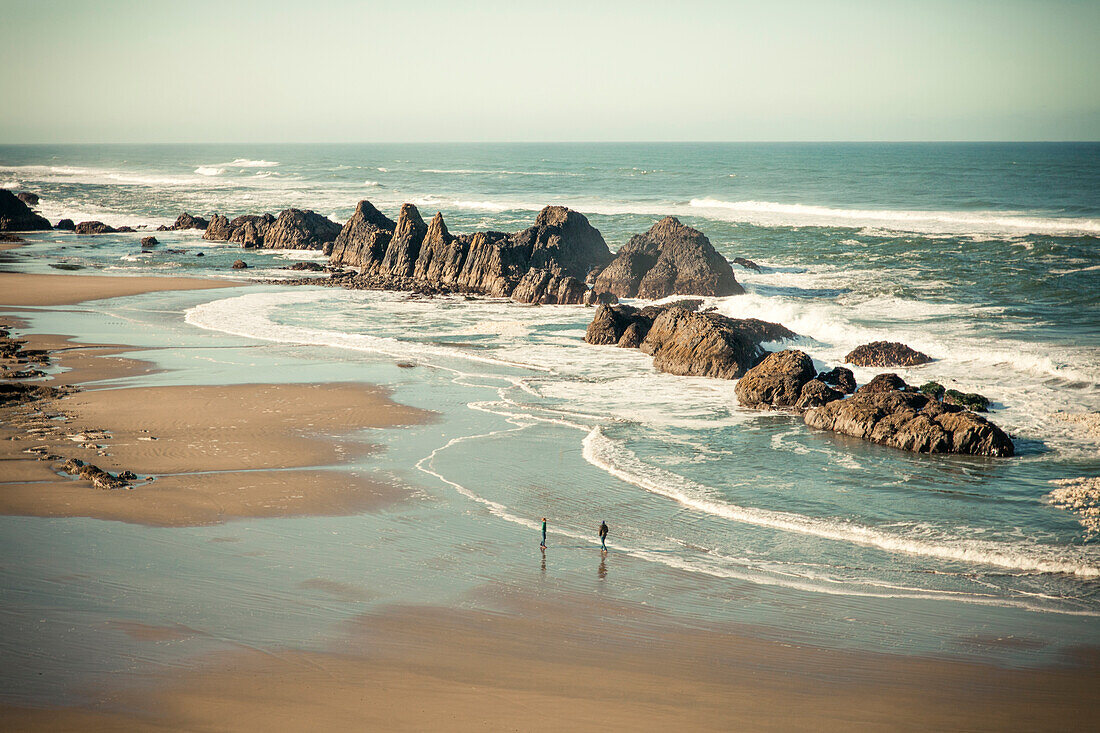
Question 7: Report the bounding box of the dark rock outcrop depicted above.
[0,189,52,231]
[795,379,845,410]
[818,366,856,394]
[858,373,910,394]
[286,261,325,271]
[263,208,341,250]
[231,259,248,269]
[734,349,817,409]
[639,309,794,379]
[203,213,275,246]
[845,341,933,367]
[592,216,743,299]
[733,257,761,272]
[55,218,75,231]
[804,378,1013,457]
[74,221,117,234]
[140,236,158,247]
[61,458,130,490]
[945,388,990,412]
[330,201,613,305]
[159,212,209,231]
[16,192,39,206]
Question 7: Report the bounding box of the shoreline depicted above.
[0,272,433,526]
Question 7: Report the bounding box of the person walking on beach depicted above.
[598,520,609,551]
[540,517,547,548]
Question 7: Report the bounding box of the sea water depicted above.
[1,144,1098,701]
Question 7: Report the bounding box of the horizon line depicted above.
[2,140,1099,146]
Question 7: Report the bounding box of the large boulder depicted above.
[55,218,75,231]
[592,216,743,299]
[795,379,845,410]
[203,213,275,246]
[74,221,117,234]
[639,308,794,379]
[263,208,342,250]
[585,304,649,346]
[857,373,909,394]
[514,205,613,282]
[15,192,39,207]
[510,268,587,305]
[845,341,932,367]
[734,349,817,409]
[0,189,51,231]
[168,212,209,231]
[804,383,1014,457]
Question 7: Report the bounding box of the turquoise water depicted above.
[1,144,1098,702]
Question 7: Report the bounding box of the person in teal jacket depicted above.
[540,517,547,548]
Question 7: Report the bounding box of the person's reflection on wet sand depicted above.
[540,545,546,575]
[598,553,607,580]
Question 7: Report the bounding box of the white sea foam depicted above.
[194,166,224,176]
[363,180,381,187]
[224,158,279,168]
[582,427,1100,577]
[688,198,1100,237]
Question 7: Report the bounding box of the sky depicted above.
[1,0,1098,143]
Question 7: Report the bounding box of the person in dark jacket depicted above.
[540,517,547,548]
[598,520,609,551]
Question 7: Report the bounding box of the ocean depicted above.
[1,143,1098,698]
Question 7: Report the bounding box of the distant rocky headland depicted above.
[0,189,1015,457]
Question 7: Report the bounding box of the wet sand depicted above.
[0,271,240,306]
[3,595,1097,732]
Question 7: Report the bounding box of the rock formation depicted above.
[329,201,614,305]
[817,366,856,394]
[733,257,762,272]
[54,219,75,231]
[845,341,932,367]
[140,236,158,247]
[0,189,52,231]
[204,213,276,247]
[919,381,990,412]
[231,259,248,269]
[803,375,1013,457]
[585,300,794,379]
[591,216,743,299]
[734,349,818,409]
[15,192,39,206]
[262,209,342,250]
[74,221,117,234]
[158,212,209,231]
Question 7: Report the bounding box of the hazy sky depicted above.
[2,0,1098,142]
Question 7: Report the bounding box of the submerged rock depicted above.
[140,236,158,247]
[0,189,52,231]
[74,221,117,234]
[733,257,762,272]
[845,341,933,367]
[592,216,743,299]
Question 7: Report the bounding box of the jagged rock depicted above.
[583,289,618,307]
[231,259,248,269]
[617,321,648,349]
[16,192,39,206]
[514,205,613,282]
[74,221,117,234]
[945,389,990,412]
[61,457,85,474]
[170,212,209,230]
[116,226,135,233]
[55,218,75,231]
[328,200,396,264]
[845,341,932,367]
[858,373,910,394]
[795,378,845,410]
[640,309,795,379]
[585,304,646,345]
[380,204,428,275]
[203,213,275,246]
[510,268,588,305]
[735,349,817,409]
[804,383,1014,457]
[73,463,129,490]
[263,208,341,250]
[733,257,762,272]
[818,367,857,394]
[0,383,62,406]
[140,236,158,247]
[0,189,52,231]
[592,216,743,299]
